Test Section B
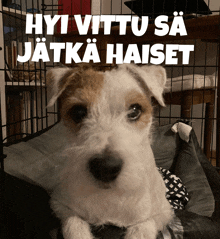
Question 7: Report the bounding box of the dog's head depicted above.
[47,64,166,195]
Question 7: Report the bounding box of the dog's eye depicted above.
[68,105,87,124]
[127,104,142,121]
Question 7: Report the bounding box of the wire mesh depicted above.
[0,0,59,147]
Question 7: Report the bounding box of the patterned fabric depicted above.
[158,167,189,210]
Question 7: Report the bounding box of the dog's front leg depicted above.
[124,219,158,239]
[51,200,94,239]
[62,216,94,239]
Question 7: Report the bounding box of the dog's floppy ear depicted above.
[124,64,167,106]
[46,67,73,107]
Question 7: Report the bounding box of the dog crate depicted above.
[0,0,220,169]
[0,0,60,149]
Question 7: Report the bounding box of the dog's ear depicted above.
[124,64,167,106]
[46,67,73,107]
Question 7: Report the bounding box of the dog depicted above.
[47,64,173,239]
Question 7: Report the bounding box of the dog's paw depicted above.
[124,219,157,239]
[62,216,94,239]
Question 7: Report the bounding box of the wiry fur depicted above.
[47,64,173,239]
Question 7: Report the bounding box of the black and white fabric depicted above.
[158,167,189,210]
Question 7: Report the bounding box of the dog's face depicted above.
[47,64,167,223]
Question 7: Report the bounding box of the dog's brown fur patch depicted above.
[125,91,152,129]
[59,67,104,130]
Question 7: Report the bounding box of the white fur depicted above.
[48,64,173,239]
[47,67,73,107]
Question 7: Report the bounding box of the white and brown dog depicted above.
[47,64,173,239]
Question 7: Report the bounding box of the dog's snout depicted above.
[88,155,123,183]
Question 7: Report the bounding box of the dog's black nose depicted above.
[88,155,123,183]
